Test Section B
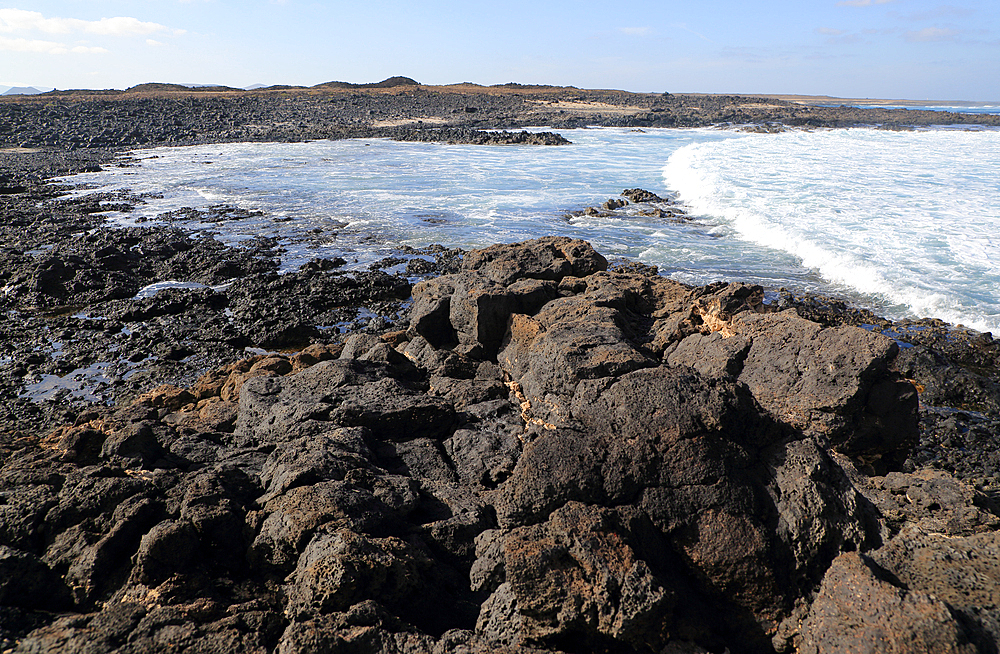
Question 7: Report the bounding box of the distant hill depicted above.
[312,76,420,90]
[3,86,45,96]
[41,89,124,97]
[253,84,309,91]
[491,82,578,90]
[125,83,244,93]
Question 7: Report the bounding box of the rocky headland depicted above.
[2,83,1000,653]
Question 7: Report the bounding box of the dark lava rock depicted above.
[3,236,1000,654]
[390,128,571,146]
[227,268,411,347]
[4,83,1000,653]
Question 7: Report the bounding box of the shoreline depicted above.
[3,85,1000,154]
[3,87,1000,653]
[2,102,998,439]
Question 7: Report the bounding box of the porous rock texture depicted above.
[2,237,998,654]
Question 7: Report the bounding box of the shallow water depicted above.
[58,126,1000,333]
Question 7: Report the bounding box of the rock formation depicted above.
[2,237,998,653]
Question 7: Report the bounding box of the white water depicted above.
[57,126,1000,333]
[664,128,1000,333]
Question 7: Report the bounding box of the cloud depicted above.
[0,9,174,37]
[0,35,108,54]
[619,27,651,36]
[904,26,961,42]
[815,27,866,44]
[671,23,716,44]
[836,0,893,6]
[146,39,165,47]
[903,6,974,21]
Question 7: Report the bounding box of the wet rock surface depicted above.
[2,235,999,653]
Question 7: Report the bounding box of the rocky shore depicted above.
[3,84,1000,653]
[3,81,999,153]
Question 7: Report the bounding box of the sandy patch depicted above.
[734,103,787,110]
[371,117,449,128]
[0,147,41,153]
[528,100,645,115]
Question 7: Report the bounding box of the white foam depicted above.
[54,127,1000,333]
[664,128,1000,332]
[134,280,210,299]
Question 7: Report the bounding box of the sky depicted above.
[1,1,998,101]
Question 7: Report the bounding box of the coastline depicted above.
[3,84,1000,154]
[3,86,1000,653]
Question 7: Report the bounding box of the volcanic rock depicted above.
[2,237,998,654]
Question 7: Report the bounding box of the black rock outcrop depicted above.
[4,237,996,653]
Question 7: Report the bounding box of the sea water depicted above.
[57,126,1000,333]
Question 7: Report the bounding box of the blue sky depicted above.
[1,1,998,100]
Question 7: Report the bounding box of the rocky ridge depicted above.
[3,237,1000,653]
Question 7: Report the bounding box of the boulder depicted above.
[461,236,608,286]
[284,528,426,620]
[732,310,919,469]
[798,551,977,654]
[476,502,673,651]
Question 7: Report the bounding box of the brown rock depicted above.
[136,384,196,411]
[798,551,976,654]
[461,236,608,286]
[732,310,919,469]
[477,502,672,650]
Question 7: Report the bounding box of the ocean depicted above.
[57,125,1000,334]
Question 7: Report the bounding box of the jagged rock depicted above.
[855,467,1000,536]
[251,480,400,572]
[622,188,665,203]
[798,551,977,654]
[284,528,426,620]
[461,236,608,286]
[2,236,995,654]
[732,310,919,469]
[449,276,560,357]
[868,527,1000,650]
[134,519,200,584]
[234,359,455,447]
[476,502,673,650]
[0,545,72,611]
[257,428,376,502]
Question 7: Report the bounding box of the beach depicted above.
[3,83,1000,653]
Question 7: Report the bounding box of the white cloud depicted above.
[70,45,109,54]
[816,27,846,35]
[147,39,165,46]
[0,35,64,52]
[672,23,715,44]
[0,34,107,54]
[619,27,651,36]
[0,9,172,37]
[904,26,961,42]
